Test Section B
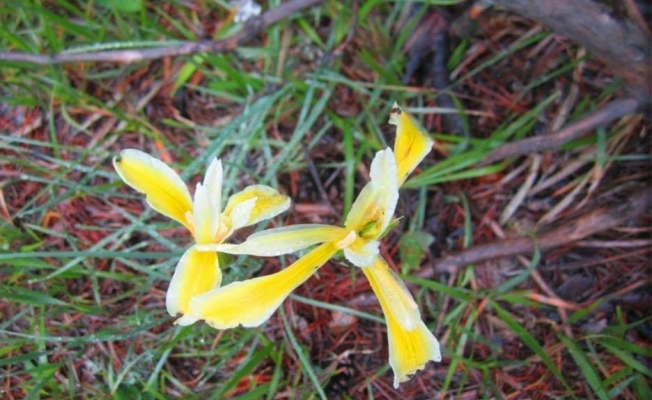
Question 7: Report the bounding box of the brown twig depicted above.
[479,98,639,165]
[491,0,652,105]
[432,186,652,273]
[0,0,325,65]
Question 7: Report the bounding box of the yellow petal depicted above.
[344,149,398,238]
[386,316,442,388]
[166,247,221,317]
[177,242,338,328]
[224,197,257,233]
[113,149,193,230]
[361,257,441,388]
[199,224,346,256]
[389,103,434,186]
[223,185,290,228]
[363,257,419,328]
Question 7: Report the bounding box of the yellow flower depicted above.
[184,104,440,386]
[113,149,290,317]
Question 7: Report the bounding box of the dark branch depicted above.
[480,98,639,165]
[432,186,652,273]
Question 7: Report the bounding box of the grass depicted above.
[1,0,650,399]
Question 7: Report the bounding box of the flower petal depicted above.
[389,103,434,185]
[113,149,193,229]
[166,247,221,317]
[343,238,379,267]
[203,158,223,207]
[362,257,419,328]
[386,317,442,388]
[203,157,223,225]
[177,242,338,328]
[369,148,399,232]
[191,183,220,244]
[197,224,347,256]
[361,257,441,388]
[225,197,257,233]
[223,185,290,228]
[345,149,399,237]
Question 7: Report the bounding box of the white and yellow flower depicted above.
[113,149,290,318]
[184,104,440,386]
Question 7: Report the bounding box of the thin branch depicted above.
[480,98,639,165]
[431,186,652,274]
[0,0,325,65]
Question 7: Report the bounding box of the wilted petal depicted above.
[198,224,346,256]
[178,242,338,328]
[166,247,221,318]
[113,149,193,229]
[361,257,441,388]
[389,103,434,185]
[223,185,290,228]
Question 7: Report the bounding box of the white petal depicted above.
[192,183,220,244]
[204,157,223,213]
[344,149,399,236]
[369,148,399,232]
[343,240,379,267]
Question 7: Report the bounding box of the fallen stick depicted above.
[432,186,651,273]
[0,0,325,65]
[480,98,639,165]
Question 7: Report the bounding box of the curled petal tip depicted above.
[390,319,441,388]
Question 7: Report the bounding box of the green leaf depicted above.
[0,284,68,306]
[398,231,434,273]
[96,0,144,13]
[558,334,610,400]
